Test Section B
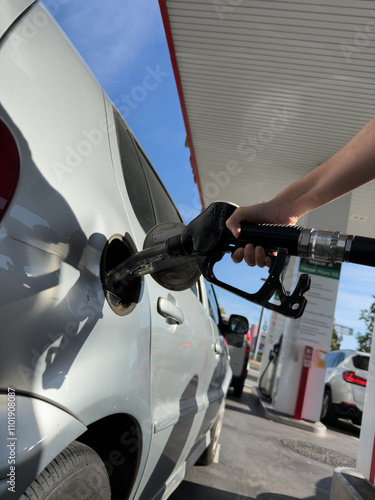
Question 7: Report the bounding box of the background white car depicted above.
[0,2,232,498]
[321,349,370,426]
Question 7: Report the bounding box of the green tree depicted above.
[331,321,342,350]
[356,296,374,353]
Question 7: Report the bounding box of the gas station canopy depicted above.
[160,0,375,237]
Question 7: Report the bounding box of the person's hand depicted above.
[226,202,299,268]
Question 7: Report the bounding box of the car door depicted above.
[108,108,221,497]
[201,282,230,422]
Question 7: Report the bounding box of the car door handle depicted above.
[214,342,223,354]
[157,297,185,325]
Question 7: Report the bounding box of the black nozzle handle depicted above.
[233,222,302,255]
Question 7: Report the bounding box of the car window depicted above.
[326,351,340,368]
[114,109,156,233]
[336,352,345,365]
[205,282,220,324]
[136,144,182,225]
[352,355,369,371]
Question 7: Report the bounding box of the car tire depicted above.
[321,388,337,424]
[19,441,111,500]
[352,415,362,426]
[233,378,245,398]
[198,400,225,466]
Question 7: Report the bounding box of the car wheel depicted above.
[233,378,245,397]
[20,441,111,500]
[198,400,225,466]
[352,415,362,426]
[321,388,337,424]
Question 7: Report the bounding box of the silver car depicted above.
[321,349,369,426]
[0,2,232,498]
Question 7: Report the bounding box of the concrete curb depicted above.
[253,386,327,436]
[330,467,375,500]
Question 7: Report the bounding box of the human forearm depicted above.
[273,118,375,220]
[226,118,375,267]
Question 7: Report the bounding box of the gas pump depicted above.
[258,336,283,401]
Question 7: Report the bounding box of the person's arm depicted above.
[226,118,375,267]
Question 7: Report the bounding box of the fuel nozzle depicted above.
[105,202,310,318]
[106,222,201,292]
[104,201,375,320]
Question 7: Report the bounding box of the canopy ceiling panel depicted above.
[160,0,375,236]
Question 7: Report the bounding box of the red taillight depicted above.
[0,121,19,220]
[343,370,367,387]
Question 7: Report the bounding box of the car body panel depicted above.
[0,1,152,423]
[0,5,155,494]
[351,366,368,405]
[135,282,219,498]
[0,0,35,38]
[324,350,369,422]
[135,277,229,499]
[0,394,86,498]
[0,2,231,498]
[353,382,366,405]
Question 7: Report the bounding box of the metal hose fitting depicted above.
[298,228,354,263]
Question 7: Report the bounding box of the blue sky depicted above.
[42,0,375,350]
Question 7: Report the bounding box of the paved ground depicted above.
[170,371,360,500]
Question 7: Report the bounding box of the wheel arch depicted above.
[0,393,86,498]
[0,393,143,499]
[324,383,332,394]
[77,413,143,500]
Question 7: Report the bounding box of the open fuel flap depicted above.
[100,234,142,316]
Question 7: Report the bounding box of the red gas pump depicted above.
[294,346,313,420]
